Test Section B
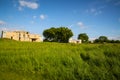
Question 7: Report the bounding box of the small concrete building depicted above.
[1,31,42,42]
[69,38,81,44]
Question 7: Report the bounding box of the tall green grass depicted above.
[0,39,120,80]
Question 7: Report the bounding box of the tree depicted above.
[94,39,99,43]
[56,27,73,42]
[43,27,73,43]
[94,36,108,43]
[43,27,57,41]
[109,40,120,43]
[78,33,89,43]
[98,36,108,43]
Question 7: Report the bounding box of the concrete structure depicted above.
[69,38,82,44]
[1,31,42,42]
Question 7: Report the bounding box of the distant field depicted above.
[0,39,120,80]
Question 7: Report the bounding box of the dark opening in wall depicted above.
[32,39,37,42]
[11,36,13,40]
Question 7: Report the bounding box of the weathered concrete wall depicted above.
[1,31,42,42]
[69,38,82,44]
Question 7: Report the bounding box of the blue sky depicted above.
[0,0,120,40]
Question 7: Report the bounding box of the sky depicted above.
[0,0,120,40]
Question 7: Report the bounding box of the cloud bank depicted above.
[19,0,39,10]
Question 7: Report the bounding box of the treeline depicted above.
[43,27,120,43]
[94,36,120,43]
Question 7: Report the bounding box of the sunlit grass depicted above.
[0,38,120,80]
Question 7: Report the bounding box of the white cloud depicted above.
[19,0,39,9]
[77,22,84,28]
[86,7,103,16]
[40,14,46,20]
[91,8,102,15]
[69,24,74,28]
[0,20,6,25]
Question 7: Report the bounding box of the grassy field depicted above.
[0,39,120,80]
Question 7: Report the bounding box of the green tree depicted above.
[43,27,57,41]
[98,36,108,43]
[56,27,73,42]
[78,33,89,43]
[94,36,108,43]
[94,39,99,43]
[43,27,73,43]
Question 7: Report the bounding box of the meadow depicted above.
[0,39,120,80]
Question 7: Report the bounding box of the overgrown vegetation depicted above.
[0,39,120,80]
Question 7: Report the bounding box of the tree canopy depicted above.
[43,27,73,43]
[94,36,108,43]
[99,36,108,41]
[78,33,89,43]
